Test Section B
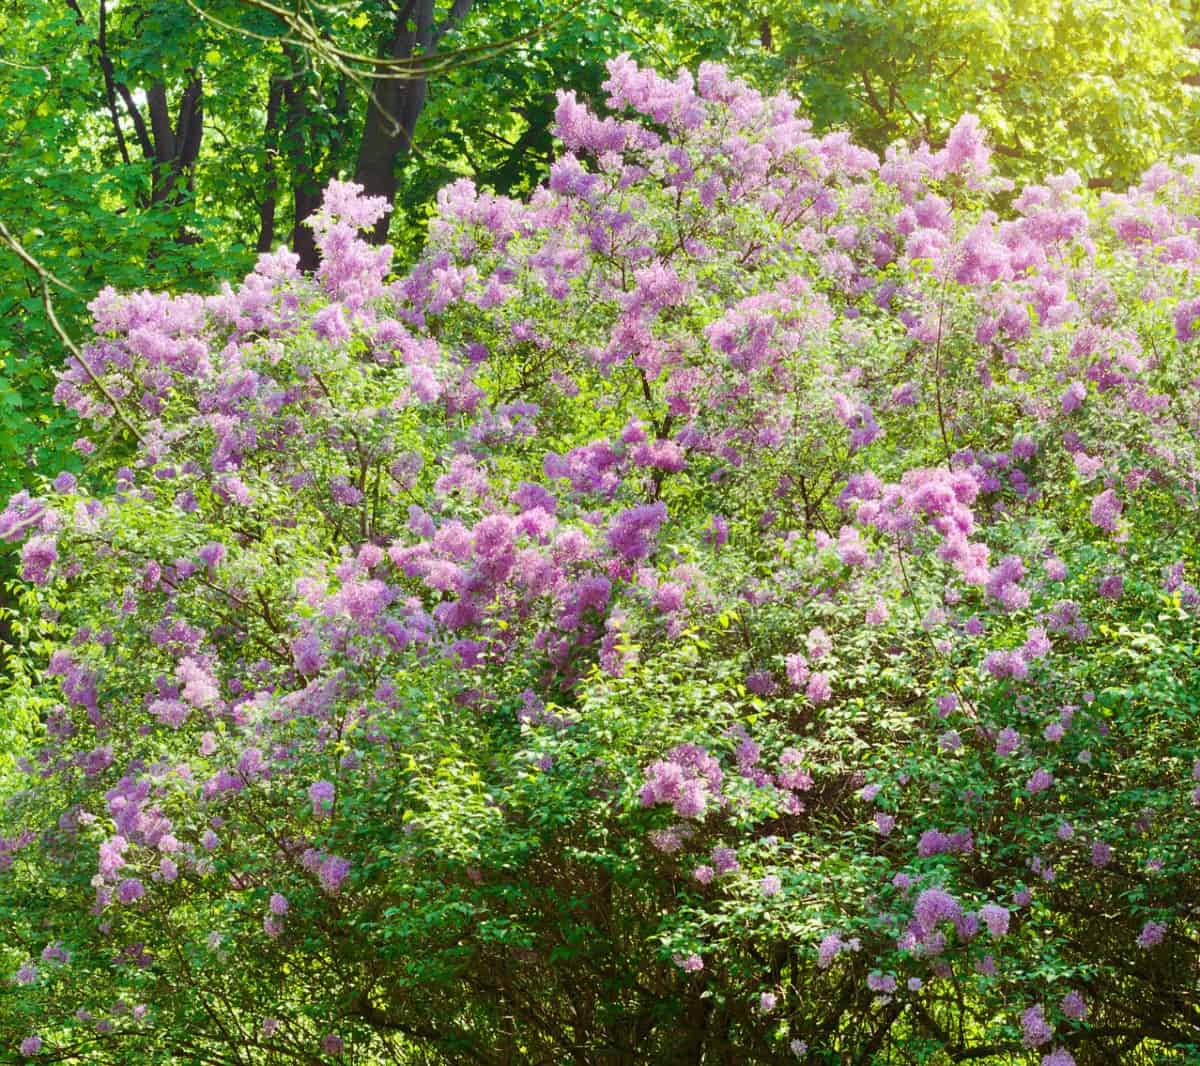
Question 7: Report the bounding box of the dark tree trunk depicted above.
[108,69,203,247]
[146,75,203,206]
[281,59,322,272]
[352,0,474,244]
[256,79,285,253]
[278,49,355,271]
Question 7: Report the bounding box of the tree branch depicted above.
[0,217,147,446]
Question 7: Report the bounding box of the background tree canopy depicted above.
[744,0,1200,187]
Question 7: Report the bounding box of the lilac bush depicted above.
[1,55,1199,1063]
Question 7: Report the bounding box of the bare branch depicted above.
[0,217,147,446]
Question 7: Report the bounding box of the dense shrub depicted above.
[1,57,1198,1064]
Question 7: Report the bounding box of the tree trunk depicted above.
[256,79,285,253]
[280,55,322,272]
[146,75,203,207]
[352,0,473,244]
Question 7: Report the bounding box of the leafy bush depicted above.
[1,56,1198,1064]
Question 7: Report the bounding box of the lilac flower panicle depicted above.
[309,779,336,817]
[318,855,351,895]
[711,846,739,874]
[1137,920,1166,948]
[1021,1004,1053,1047]
[979,903,1010,938]
[1027,768,1054,794]
[20,536,57,586]
[117,878,145,904]
[606,502,668,561]
[805,671,832,705]
[914,888,960,932]
[1060,990,1087,1020]
[866,972,897,993]
[996,727,1022,757]
[785,653,809,687]
[817,933,845,969]
[1089,489,1123,532]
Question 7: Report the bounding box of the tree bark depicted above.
[352,0,474,244]
[280,55,322,272]
[142,75,203,206]
[256,79,285,253]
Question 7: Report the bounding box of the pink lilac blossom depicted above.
[867,972,897,993]
[1060,990,1087,1020]
[1088,489,1123,533]
[914,888,961,932]
[805,672,832,705]
[1027,769,1054,794]
[19,536,57,586]
[785,653,810,687]
[1137,921,1165,948]
[979,903,1010,938]
[1021,1004,1053,1047]
[117,878,145,904]
[817,934,845,969]
[639,745,723,819]
[711,847,739,874]
[606,503,668,561]
[996,728,1022,757]
[308,780,336,817]
[318,856,351,895]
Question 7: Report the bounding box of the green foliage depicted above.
[4,6,1200,1062]
[742,0,1200,187]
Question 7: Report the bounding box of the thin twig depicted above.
[0,216,147,446]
